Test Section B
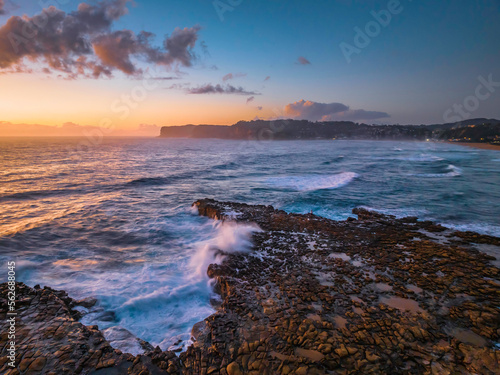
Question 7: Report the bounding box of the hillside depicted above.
[160,119,500,143]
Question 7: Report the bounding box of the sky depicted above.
[0,0,499,136]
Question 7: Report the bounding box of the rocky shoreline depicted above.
[2,199,500,374]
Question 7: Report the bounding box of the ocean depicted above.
[1,137,499,353]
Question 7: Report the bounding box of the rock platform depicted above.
[1,199,499,374]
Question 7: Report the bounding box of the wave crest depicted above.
[190,221,261,279]
[267,172,358,191]
[416,165,462,178]
[399,154,444,162]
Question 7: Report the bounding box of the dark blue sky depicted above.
[1,0,499,127]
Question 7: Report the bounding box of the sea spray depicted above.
[189,221,262,280]
[3,138,500,356]
[106,219,261,352]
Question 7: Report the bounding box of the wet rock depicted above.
[186,199,500,374]
[226,361,242,375]
[74,297,98,308]
[0,283,182,375]
[2,199,499,374]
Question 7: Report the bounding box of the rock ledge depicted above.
[2,199,499,374]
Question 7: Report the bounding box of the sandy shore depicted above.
[448,142,500,151]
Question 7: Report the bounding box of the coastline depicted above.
[447,142,500,151]
[2,200,499,374]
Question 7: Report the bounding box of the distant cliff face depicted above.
[159,119,500,142]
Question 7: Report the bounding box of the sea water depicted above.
[1,138,499,352]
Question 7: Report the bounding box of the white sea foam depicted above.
[399,154,444,162]
[5,139,499,357]
[410,164,462,178]
[189,204,199,215]
[329,253,351,261]
[224,210,243,219]
[111,283,215,351]
[189,221,261,279]
[102,326,144,356]
[267,172,358,191]
[440,222,500,238]
[413,165,462,178]
[99,220,262,351]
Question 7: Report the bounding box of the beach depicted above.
[448,142,500,151]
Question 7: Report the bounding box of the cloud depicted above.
[0,1,5,15]
[139,75,178,81]
[91,27,200,75]
[199,40,209,57]
[285,100,348,121]
[187,84,258,95]
[0,0,201,78]
[222,72,246,82]
[162,26,200,66]
[246,96,255,104]
[284,100,389,122]
[297,56,311,65]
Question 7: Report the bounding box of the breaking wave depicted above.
[415,165,462,178]
[399,154,444,162]
[84,219,261,352]
[189,221,261,279]
[3,138,500,356]
[267,172,358,191]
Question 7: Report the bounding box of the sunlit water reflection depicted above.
[1,137,499,351]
